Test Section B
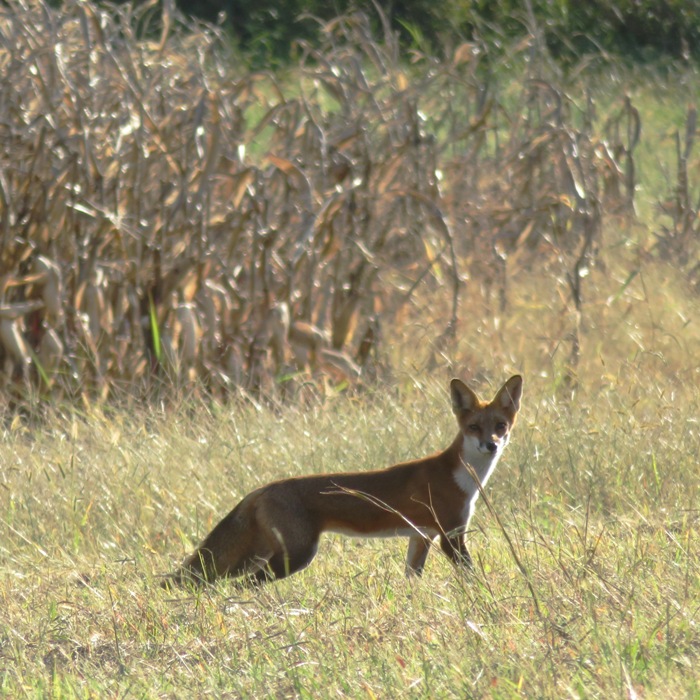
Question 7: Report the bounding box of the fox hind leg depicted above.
[249,538,319,584]
[249,501,321,584]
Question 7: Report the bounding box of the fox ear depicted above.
[450,379,479,415]
[495,375,523,413]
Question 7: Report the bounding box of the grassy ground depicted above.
[1,246,699,698]
[2,23,700,698]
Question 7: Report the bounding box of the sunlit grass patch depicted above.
[1,369,699,696]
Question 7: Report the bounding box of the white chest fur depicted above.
[452,438,504,526]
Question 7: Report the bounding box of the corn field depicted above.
[0,0,694,406]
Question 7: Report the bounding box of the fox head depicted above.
[450,375,523,467]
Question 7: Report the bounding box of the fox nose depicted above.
[485,441,498,453]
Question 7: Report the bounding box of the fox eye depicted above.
[468,423,480,431]
[495,422,507,432]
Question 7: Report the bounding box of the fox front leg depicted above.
[405,535,433,576]
[440,532,473,570]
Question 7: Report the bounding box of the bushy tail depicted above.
[161,497,258,588]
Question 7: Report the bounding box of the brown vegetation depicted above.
[0,1,695,406]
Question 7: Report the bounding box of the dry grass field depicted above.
[1,1,699,698]
[2,257,698,698]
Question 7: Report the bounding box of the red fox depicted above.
[164,375,522,587]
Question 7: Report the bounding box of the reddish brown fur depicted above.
[164,375,522,587]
